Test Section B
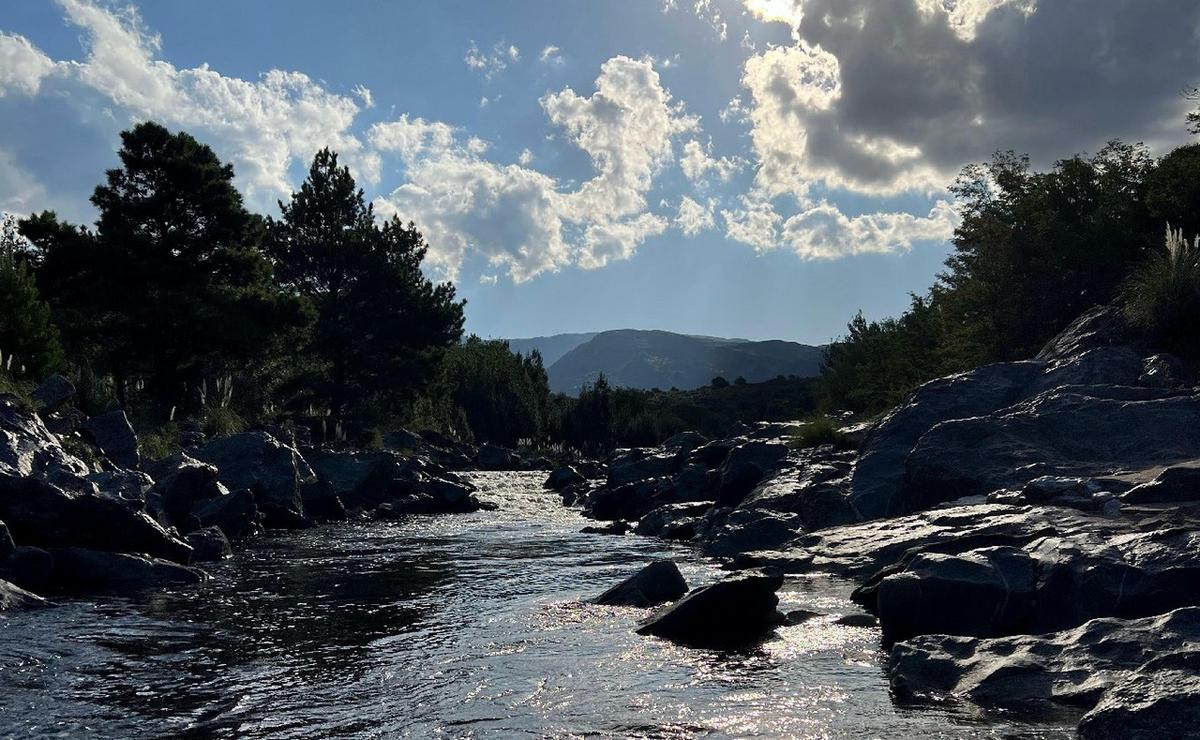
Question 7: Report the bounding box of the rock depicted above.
[0,577,48,611]
[1078,651,1200,740]
[1035,304,1130,362]
[715,442,788,507]
[581,521,631,536]
[192,488,259,541]
[587,478,669,521]
[593,560,688,607]
[1138,353,1190,389]
[31,374,75,412]
[636,502,711,539]
[81,410,140,469]
[874,547,1037,645]
[382,427,425,451]
[1122,463,1200,504]
[0,519,13,561]
[890,607,1200,723]
[836,613,878,628]
[702,509,803,557]
[636,574,785,649]
[785,609,822,625]
[307,449,392,502]
[185,526,232,562]
[191,431,315,520]
[0,546,53,592]
[476,443,520,470]
[148,455,228,530]
[1,395,91,479]
[0,476,192,563]
[662,431,708,454]
[47,547,203,593]
[42,408,85,436]
[606,449,677,488]
[545,466,586,491]
[300,482,347,522]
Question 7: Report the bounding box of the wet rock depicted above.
[890,607,1200,721]
[191,488,259,541]
[715,441,788,507]
[148,455,228,530]
[81,410,140,469]
[31,374,75,412]
[191,431,315,520]
[307,450,392,503]
[47,547,203,593]
[1138,352,1190,389]
[607,449,677,488]
[476,443,520,470]
[836,613,878,628]
[300,482,347,522]
[1122,464,1200,505]
[636,574,785,649]
[0,546,53,592]
[0,577,48,611]
[785,609,822,625]
[594,560,688,607]
[186,526,233,562]
[1078,650,1200,739]
[581,521,631,536]
[544,465,585,491]
[636,502,711,539]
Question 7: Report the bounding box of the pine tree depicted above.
[0,215,64,380]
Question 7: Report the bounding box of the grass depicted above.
[1122,225,1200,362]
[786,416,855,451]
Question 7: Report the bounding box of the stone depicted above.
[0,518,13,561]
[1122,463,1200,504]
[47,547,203,593]
[186,526,233,562]
[836,613,878,628]
[1138,353,1190,389]
[715,441,788,507]
[0,546,53,592]
[191,488,259,541]
[636,574,785,649]
[636,502,711,539]
[606,449,677,488]
[1078,650,1200,740]
[300,482,347,522]
[81,410,140,469]
[581,521,631,536]
[307,449,392,502]
[0,577,48,611]
[191,431,315,520]
[148,455,228,530]
[31,374,75,412]
[476,443,520,470]
[593,560,688,607]
[662,431,708,454]
[545,466,586,492]
[1035,304,1130,362]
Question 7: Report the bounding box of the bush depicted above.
[1121,226,1200,362]
[787,416,854,451]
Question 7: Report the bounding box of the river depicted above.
[0,472,1072,738]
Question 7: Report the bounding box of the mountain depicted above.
[505,332,598,366]
[541,329,826,395]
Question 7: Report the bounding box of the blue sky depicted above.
[1,0,1196,343]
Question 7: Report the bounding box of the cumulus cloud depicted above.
[680,139,743,186]
[676,196,717,236]
[0,32,54,97]
[0,149,50,215]
[739,0,1200,197]
[375,56,698,282]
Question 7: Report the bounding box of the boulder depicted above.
[581,521,631,536]
[588,478,669,521]
[476,443,520,470]
[191,488,259,541]
[191,431,315,520]
[300,482,347,522]
[701,509,803,557]
[308,449,392,503]
[148,455,228,530]
[545,466,586,492]
[81,410,140,469]
[662,431,708,454]
[0,518,13,561]
[1078,651,1200,740]
[47,547,203,593]
[715,442,788,507]
[31,374,75,412]
[1035,304,1130,362]
[186,526,233,562]
[593,560,688,607]
[1122,464,1200,505]
[607,449,677,487]
[0,395,91,479]
[1138,353,1190,389]
[0,577,48,611]
[636,574,785,649]
[0,475,192,563]
[636,502,711,539]
[0,546,53,592]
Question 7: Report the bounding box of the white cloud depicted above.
[518,148,534,165]
[679,139,743,186]
[539,45,563,65]
[0,149,50,215]
[465,40,519,79]
[479,274,499,285]
[375,55,698,281]
[664,0,728,40]
[780,200,958,259]
[0,32,55,97]
[676,195,717,236]
[352,84,374,109]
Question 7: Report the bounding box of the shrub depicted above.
[1121,226,1200,362]
[787,416,854,451]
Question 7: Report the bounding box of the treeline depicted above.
[819,137,1200,415]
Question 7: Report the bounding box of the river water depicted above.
[0,472,1072,738]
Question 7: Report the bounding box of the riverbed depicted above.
[0,472,1072,738]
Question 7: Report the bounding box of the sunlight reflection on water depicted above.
[0,472,1074,738]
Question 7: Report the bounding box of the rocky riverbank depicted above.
[0,380,548,601]
[552,305,1200,738]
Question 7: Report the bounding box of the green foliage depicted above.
[267,149,464,421]
[1144,144,1200,238]
[710,376,730,388]
[1121,226,1200,362]
[0,215,65,380]
[202,406,246,438]
[786,416,853,451]
[139,424,179,462]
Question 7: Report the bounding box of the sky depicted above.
[0,0,1197,344]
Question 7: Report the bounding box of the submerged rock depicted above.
[593,560,688,607]
[636,574,785,649]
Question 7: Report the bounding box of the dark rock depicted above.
[308,449,392,501]
[593,560,688,607]
[662,431,708,454]
[1122,464,1200,504]
[588,477,669,521]
[0,395,91,479]
[300,482,347,522]
[636,502,711,539]
[785,609,822,625]
[1035,304,1130,362]
[47,547,203,593]
[688,440,735,468]
[836,613,878,628]
[1078,650,1200,740]
[192,488,259,541]
[581,521,631,536]
[476,443,520,470]
[0,546,53,592]
[81,410,140,469]
[607,449,677,488]
[545,465,586,491]
[31,374,75,412]
[702,508,803,557]
[191,431,315,519]
[0,577,48,611]
[42,408,85,436]
[0,519,12,561]
[186,526,232,562]
[1138,353,1190,389]
[669,463,718,503]
[715,442,788,507]
[149,456,228,530]
[382,427,425,451]
[636,574,786,649]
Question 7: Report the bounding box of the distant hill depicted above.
[505,332,598,366]
[535,329,825,395]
